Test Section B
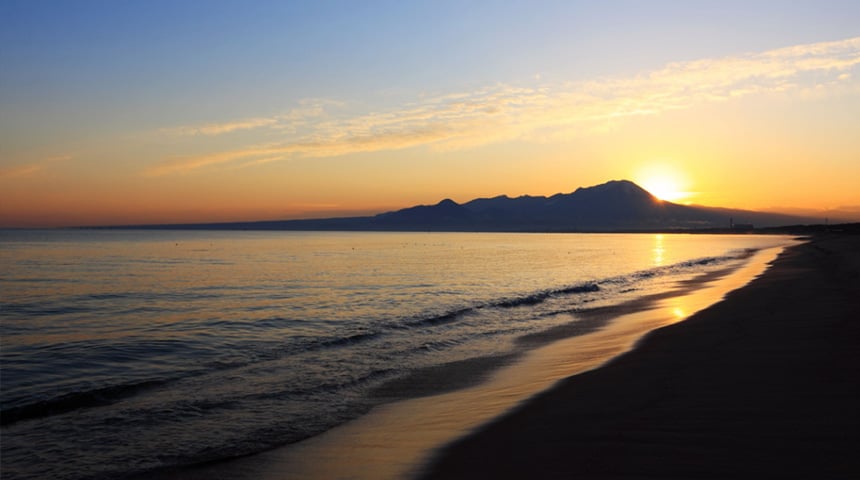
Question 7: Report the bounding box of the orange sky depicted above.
[2,3,859,227]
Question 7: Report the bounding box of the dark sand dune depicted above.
[422,235,860,479]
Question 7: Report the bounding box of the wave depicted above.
[1,378,169,426]
[268,253,743,356]
[405,306,481,328]
[497,283,600,308]
[317,331,382,348]
[0,302,91,317]
[0,291,224,318]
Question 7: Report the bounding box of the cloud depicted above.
[0,155,73,179]
[148,146,289,175]
[160,99,336,137]
[0,164,44,179]
[150,36,860,175]
[170,117,279,136]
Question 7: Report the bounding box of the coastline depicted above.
[421,234,860,479]
[151,240,790,480]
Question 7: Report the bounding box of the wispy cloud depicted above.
[149,36,860,175]
[0,164,44,179]
[0,155,73,179]
[160,100,335,137]
[149,146,289,175]
[169,116,279,136]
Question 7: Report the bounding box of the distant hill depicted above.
[116,180,822,232]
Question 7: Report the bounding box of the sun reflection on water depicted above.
[652,234,665,266]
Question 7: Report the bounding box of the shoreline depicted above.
[151,241,789,479]
[421,234,860,479]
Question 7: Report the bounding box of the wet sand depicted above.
[153,241,793,480]
[421,234,860,479]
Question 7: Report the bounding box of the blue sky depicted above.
[4,1,857,121]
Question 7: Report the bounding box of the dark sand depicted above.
[421,235,860,479]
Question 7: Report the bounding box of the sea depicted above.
[0,230,793,480]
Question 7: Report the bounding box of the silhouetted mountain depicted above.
[115,180,820,231]
[373,198,475,228]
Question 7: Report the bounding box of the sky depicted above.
[1,0,859,227]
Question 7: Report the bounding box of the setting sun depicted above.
[642,177,684,202]
[636,165,691,203]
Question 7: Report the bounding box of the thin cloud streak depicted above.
[159,100,334,137]
[0,164,44,179]
[149,36,860,175]
[150,146,290,175]
[173,117,279,136]
[0,155,73,179]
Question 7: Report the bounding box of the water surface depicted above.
[0,230,791,480]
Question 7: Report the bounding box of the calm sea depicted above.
[0,230,791,480]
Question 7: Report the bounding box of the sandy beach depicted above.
[421,234,860,479]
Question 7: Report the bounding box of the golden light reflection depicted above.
[663,293,693,325]
[652,234,665,266]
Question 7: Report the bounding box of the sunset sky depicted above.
[1,0,859,227]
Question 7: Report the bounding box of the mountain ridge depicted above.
[102,180,823,231]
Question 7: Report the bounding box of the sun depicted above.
[636,165,691,203]
[642,177,684,201]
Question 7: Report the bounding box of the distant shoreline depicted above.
[20,221,860,235]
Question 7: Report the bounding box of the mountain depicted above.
[373,198,475,228]
[121,180,819,231]
[463,180,673,230]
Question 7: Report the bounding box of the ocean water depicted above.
[0,230,791,480]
